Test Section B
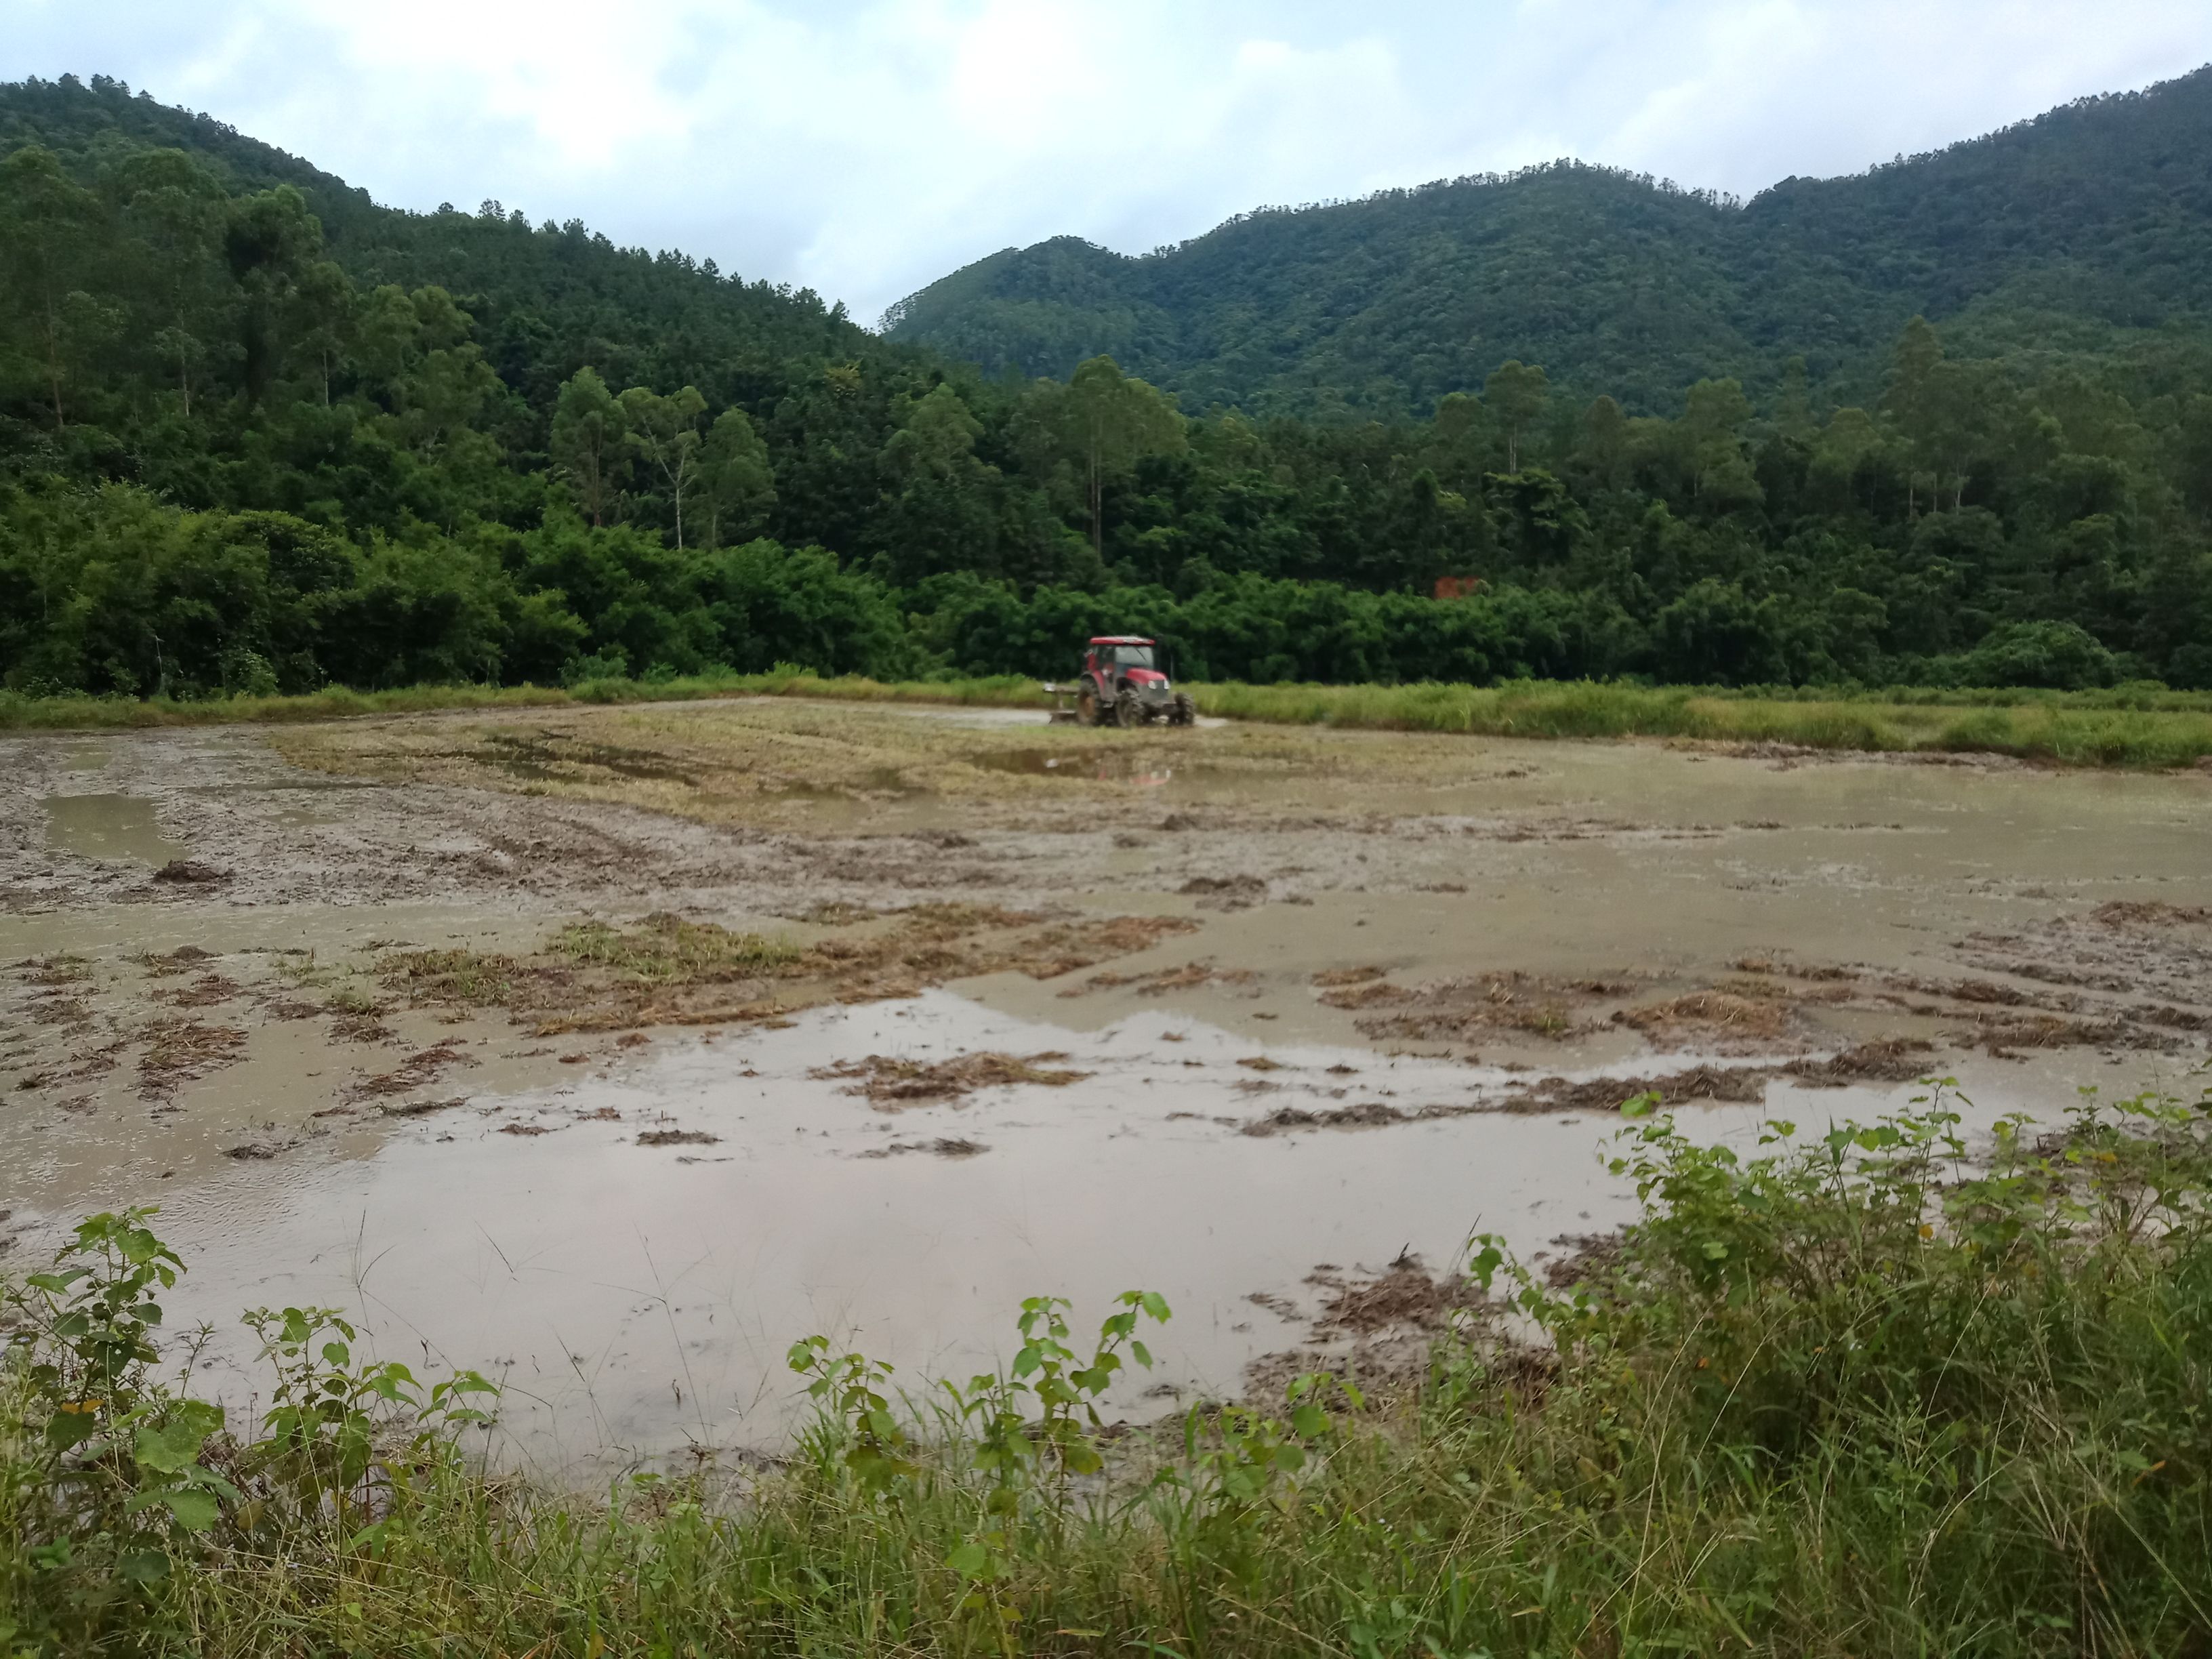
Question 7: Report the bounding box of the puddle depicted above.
[62,744,112,772]
[71,988,2133,1479]
[978,747,1184,786]
[43,793,186,865]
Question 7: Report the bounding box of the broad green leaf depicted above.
[133,1419,209,1475]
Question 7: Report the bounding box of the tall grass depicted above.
[0,671,1054,732]
[6,672,2212,767]
[1193,680,2212,766]
[7,1084,2211,1655]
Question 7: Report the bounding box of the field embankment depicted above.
[8,673,2212,767]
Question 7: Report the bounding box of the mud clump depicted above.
[1971,1014,2151,1059]
[138,1019,249,1100]
[158,973,241,1008]
[637,1128,720,1147]
[151,860,230,885]
[377,1096,468,1119]
[1780,1038,1938,1086]
[327,1004,396,1044]
[1542,1232,1625,1289]
[1311,966,1387,988]
[1331,970,1626,1044]
[1180,874,1267,910]
[1513,1065,1771,1114]
[1242,1102,1408,1136]
[858,1137,989,1160]
[1311,1259,1484,1336]
[1062,961,1254,999]
[378,906,1195,1038]
[1245,1258,1491,1404]
[1616,991,1791,1050]
[17,956,93,988]
[136,945,217,977]
[2093,901,2212,929]
[346,1039,479,1101]
[814,1050,1090,1107]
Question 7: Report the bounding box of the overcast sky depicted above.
[7,1,2208,325]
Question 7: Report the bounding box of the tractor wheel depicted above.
[1114,689,1145,728]
[1170,692,1197,726]
[1076,689,1101,726]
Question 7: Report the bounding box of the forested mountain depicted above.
[884,68,2212,419]
[3,70,2211,702]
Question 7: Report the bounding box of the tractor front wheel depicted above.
[1114,689,1145,728]
[1170,692,1197,726]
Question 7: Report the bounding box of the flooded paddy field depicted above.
[5,698,2209,1473]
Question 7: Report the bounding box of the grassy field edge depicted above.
[6,672,2212,767]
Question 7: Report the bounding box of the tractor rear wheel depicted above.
[1114,689,1145,728]
[1170,692,1196,726]
[1076,689,1101,726]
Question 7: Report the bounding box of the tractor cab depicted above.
[1066,636,1196,728]
[1086,637,1162,689]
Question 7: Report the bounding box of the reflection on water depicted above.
[129,989,2058,1479]
[978,748,1179,787]
[43,793,186,865]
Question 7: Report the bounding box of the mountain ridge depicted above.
[883,66,2212,417]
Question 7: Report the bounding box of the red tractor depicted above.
[1056,636,1196,728]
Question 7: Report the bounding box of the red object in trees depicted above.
[1434,575,1485,600]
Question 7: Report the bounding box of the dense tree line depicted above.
[3,74,2210,699]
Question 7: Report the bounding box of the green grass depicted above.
[7,672,2212,767]
[552,914,806,983]
[7,1084,2212,1656]
[1192,680,2212,766]
[0,672,1055,733]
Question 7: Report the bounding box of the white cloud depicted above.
[4,0,2206,323]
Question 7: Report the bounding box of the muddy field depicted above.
[5,698,2209,1471]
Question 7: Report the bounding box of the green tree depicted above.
[552,369,626,527]
[1023,356,1186,561]
[1574,396,1630,491]
[1678,379,1761,508]
[1481,360,1549,473]
[697,408,777,550]
[112,147,230,417]
[877,384,1001,583]
[620,384,708,548]
[0,146,105,429]
[289,260,354,408]
[221,185,322,402]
